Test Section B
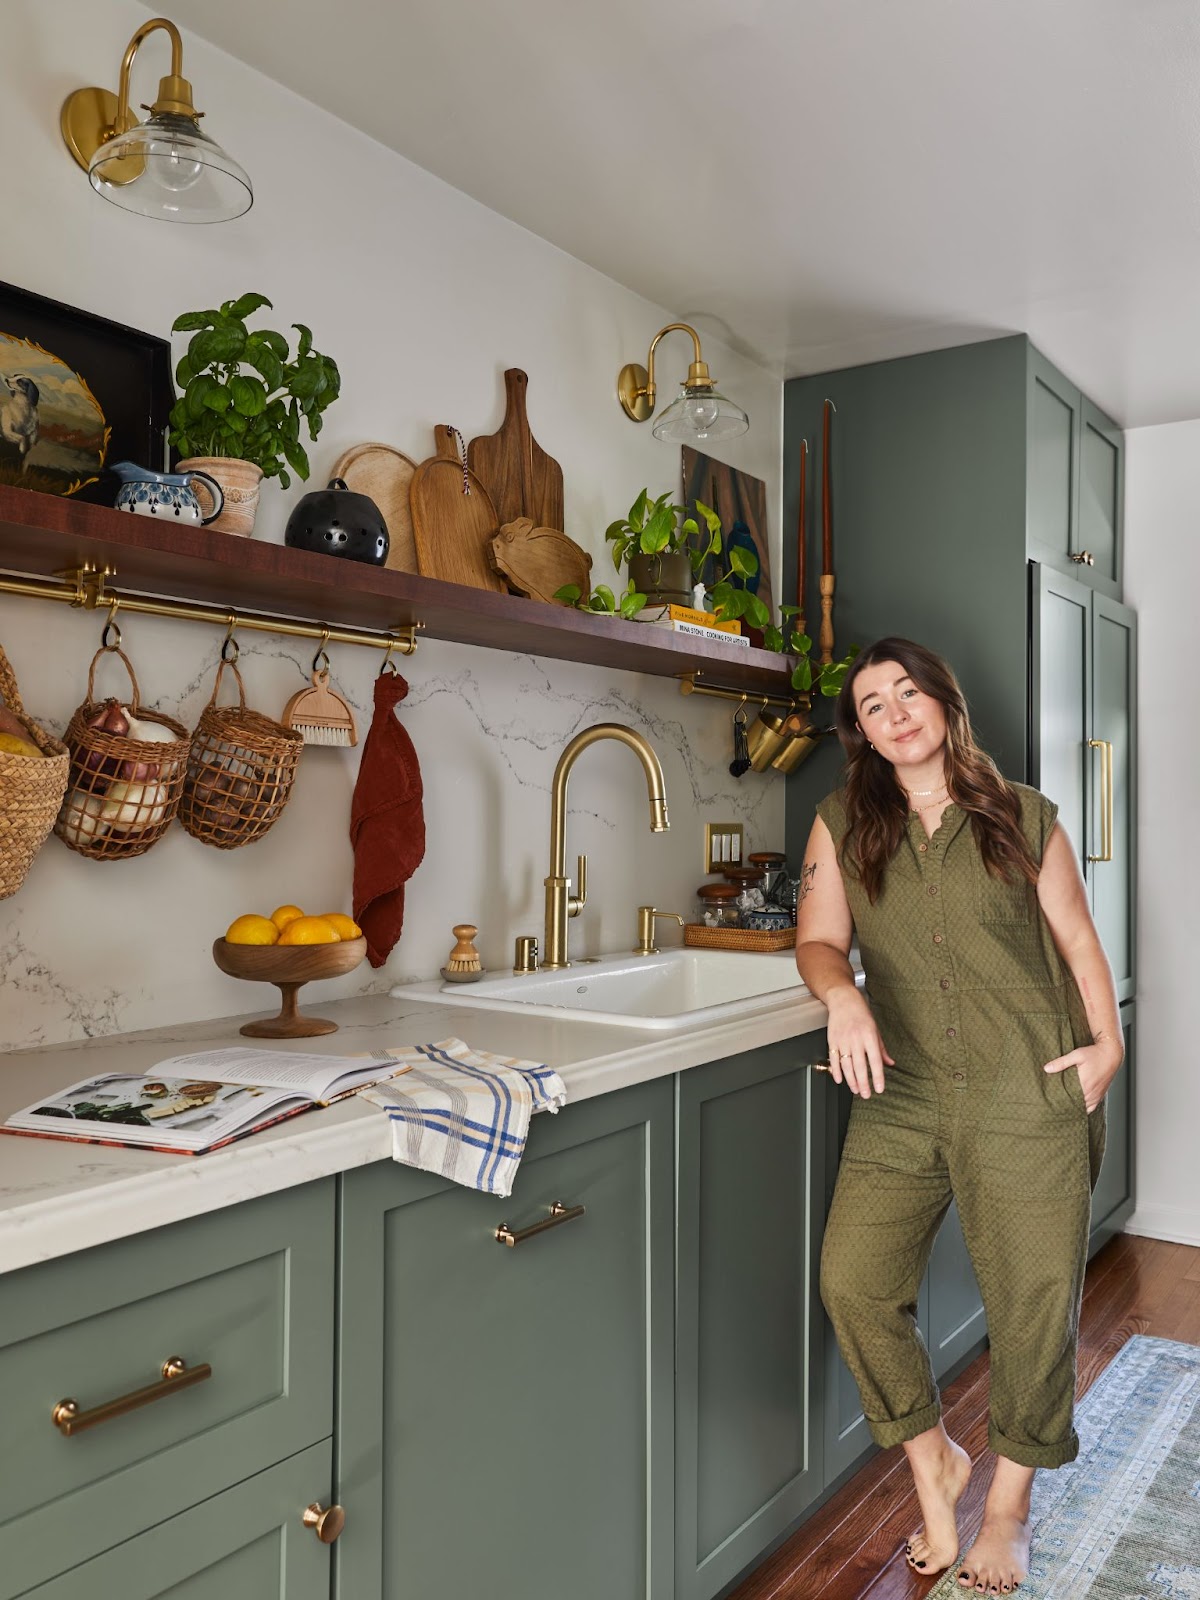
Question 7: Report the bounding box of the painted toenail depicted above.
[917,1560,926,1568]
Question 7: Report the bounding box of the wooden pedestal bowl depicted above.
[212,936,368,1038]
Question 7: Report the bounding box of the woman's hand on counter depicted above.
[826,988,894,1099]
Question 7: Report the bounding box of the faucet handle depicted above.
[569,853,588,918]
[635,905,686,956]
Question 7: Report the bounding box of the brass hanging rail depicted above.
[0,562,420,657]
[678,671,805,714]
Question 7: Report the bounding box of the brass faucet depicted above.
[542,724,670,969]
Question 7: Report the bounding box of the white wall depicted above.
[1122,421,1200,1246]
[0,0,785,1049]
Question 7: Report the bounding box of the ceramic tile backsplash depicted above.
[0,598,787,1048]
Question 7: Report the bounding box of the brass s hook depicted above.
[100,595,122,651]
[378,638,400,676]
[221,615,240,663]
[312,627,331,676]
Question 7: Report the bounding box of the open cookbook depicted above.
[1,1046,413,1156]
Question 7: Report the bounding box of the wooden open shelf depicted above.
[0,484,792,694]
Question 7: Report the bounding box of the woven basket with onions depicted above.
[0,641,69,898]
[179,658,303,848]
[55,646,190,860]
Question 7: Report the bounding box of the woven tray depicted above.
[684,923,795,953]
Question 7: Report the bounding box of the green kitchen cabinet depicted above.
[21,1440,335,1599]
[1,1180,336,1599]
[334,1074,675,1600]
[674,1038,826,1600]
[1031,563,1137,1000]
[1089,999,1137,1251]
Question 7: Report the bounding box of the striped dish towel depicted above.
[358,1037,567,1197]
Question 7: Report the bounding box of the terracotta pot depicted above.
[628,551,693,608]
[177,457,263,537]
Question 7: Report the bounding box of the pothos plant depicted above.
[554,579,648,619]
[604,489,723,579]
[168,293,340,488]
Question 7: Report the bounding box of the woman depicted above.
[795,637,1123,1595]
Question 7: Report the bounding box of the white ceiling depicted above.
[170,0,1200,428]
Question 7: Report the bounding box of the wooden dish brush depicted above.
[441,924,483,983]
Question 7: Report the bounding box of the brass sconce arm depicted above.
[618,322,715,423]
[62,16,202,173]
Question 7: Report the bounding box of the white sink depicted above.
[391,948,809,1032]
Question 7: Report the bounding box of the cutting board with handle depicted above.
[467,369,565,532]
[410,425,505,592]
[328,442,418,573]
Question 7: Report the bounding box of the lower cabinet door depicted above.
[821,1075,874,1483]
[675,1039,825,1600]
[335,1076,674,1600]
[22,1440,334,1599]
[1090,999,1136,1250]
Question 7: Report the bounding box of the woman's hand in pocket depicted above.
[826,991,895,1098]
[1043,1038,1124,1113]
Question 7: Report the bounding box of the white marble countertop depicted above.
[0,978,853,1277]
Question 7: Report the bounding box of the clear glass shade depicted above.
[88,113,252,223]
[651,385,749,443]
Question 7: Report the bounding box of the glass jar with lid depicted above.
[722,864,766,915]
[696,882,741,928]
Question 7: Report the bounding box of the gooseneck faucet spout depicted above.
[543,723,670,969]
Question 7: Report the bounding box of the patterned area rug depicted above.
[926,1336,1200,1599]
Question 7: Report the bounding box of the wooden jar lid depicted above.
[697,881,740,901]
[747,851,786,866]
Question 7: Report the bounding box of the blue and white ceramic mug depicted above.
[111,461,225,526]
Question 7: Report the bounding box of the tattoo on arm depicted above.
[796,862,817,908]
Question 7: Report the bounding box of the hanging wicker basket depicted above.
[0,642,69,899]
[55,646,190,860]
[179,659,303,849]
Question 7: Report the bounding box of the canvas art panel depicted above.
[682,446,773,619]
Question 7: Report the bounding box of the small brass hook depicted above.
[378,638,400,676]
[221,615,240,663]
[312,627,332,676]
[100,594,122,651]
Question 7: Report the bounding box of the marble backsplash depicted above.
[0,594,789,1050]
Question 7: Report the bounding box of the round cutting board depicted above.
[328,443,418,573]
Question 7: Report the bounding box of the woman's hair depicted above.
[830,636,1040,903]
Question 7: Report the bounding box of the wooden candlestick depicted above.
[819,573,836,665]
[821,400,834,575]
[796,438,808,636]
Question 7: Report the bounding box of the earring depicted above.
[869,742,875,750]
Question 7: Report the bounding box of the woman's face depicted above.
[852,659,948,769]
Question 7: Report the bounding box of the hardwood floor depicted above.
[728,1233,1200,1600]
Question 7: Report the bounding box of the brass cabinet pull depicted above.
[810,1061,833,1073]
[494,1200,585,1247]
[303,1502,346,1544]
[51,1356,212,1437]
[1087,738,1114,863]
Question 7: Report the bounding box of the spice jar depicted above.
[696,882,741,929]
[723,864,767,914]
[748,851,789,908]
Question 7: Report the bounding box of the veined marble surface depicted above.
[0,981,854,1277]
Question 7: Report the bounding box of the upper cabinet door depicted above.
[1026,346,1081,569]
[1090,595,1137,1000]
[1029,562,1091,874]
[1078,398,1124,597]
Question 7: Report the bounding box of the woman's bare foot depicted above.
[902,1425,973,1575]
[956,1511,1031,1593]
[957,1458,1035,1593]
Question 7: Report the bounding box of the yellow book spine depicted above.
[665,604,742,635]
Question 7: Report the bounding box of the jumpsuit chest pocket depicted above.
[974,855,1032,923]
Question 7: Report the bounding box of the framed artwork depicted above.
[681,446,773,618]
[0,281,172,502]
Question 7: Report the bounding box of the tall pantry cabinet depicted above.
[783,334,1137,1477]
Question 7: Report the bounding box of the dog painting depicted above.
[0,336,109,494]
[0,282,171,503]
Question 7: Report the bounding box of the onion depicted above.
[86,699,130,738]
[60,789,111,847]
[101,779,170,832]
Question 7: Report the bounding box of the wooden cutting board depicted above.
[467,369,565,531]
[410,425,505,591]
[328,442,418,572]
[490,518,592,604]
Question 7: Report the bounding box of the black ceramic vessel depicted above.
[284,478,389,565]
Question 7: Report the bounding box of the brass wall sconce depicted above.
[617,322,749,443]
[60,16,252,223]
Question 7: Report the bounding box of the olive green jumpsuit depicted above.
[817,782,1107,1469]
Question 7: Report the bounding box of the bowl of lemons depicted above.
[213,904,367,1037]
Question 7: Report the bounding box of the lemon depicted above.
[277,915,340,946]
[225,914,280,946]
[270,904,306,932]
[320,913,362,941]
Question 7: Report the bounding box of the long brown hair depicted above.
[831,637,1039,903]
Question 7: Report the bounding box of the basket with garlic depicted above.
[55,646,190,859]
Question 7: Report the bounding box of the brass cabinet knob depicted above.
[303,1502,346,1544]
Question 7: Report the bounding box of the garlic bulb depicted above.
[60,789,111,847]
[101,779,170,831]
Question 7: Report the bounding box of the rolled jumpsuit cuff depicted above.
[988,1422,1079,1469]
[866,1398,943,1449]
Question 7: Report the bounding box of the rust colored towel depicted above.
[351,671,426,967]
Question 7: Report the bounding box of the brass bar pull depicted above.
[51,1357,211,1437]
[495,1200,585,1247]
[1087,738,1114,863]
[810,1061,834,1073]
